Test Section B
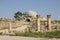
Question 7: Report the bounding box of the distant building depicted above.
[25,10,47,21]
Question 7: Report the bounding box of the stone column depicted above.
[8,22,12,33]
[47,15,51,31]
[9,22,12,31]
[36,15,40,32]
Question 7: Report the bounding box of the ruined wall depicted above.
[0,18,30,30]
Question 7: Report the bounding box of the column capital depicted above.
[47,15,51,18]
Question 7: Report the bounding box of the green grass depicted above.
[15,31,60,38]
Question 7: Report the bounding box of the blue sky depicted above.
[0,0,60,20]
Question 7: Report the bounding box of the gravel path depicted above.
[0,35,60,40]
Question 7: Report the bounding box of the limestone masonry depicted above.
[0,11,60,34]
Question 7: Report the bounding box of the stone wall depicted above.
[0,16,60,33]
[0,18,30,30]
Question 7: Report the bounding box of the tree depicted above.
[14,11,32,20]
[14,11,23,20]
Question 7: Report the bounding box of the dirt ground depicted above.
[0,35,60,40]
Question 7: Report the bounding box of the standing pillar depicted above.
[36,15,40,32]
[8,22,12,33]
[47,15,51,31]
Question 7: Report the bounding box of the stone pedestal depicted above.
[47,15,51,31]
